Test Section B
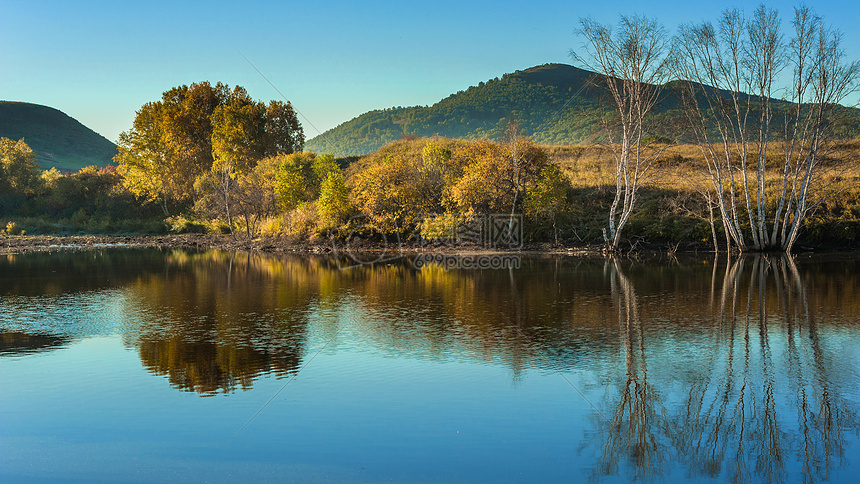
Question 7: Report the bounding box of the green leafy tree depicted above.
[262,101,305,156]
[318,171,352,227]
[0,137,40,213]
[0,137,40,193]
[272,152,340,212]
[523,164,571,244]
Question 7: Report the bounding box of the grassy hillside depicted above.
[307,63,860,157]
[0,101,117,172]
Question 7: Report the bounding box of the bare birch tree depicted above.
[673,5,858,253]
[572,15,671,251]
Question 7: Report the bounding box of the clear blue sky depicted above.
[2,0,858,143]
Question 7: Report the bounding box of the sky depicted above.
[2,0,858,144]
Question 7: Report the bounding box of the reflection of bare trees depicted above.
[669,254,856,484]
[590,254,859,483]
[595,258,665,480]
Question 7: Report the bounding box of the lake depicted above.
[1,248,859,483]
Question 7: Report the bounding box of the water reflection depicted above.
[595,257,665,480]
[0,330,68,355]
[119,251,327,395]
[591,254,860,484]
[2,249,859,481]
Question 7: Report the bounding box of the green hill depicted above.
[307,64,606,155]
[0,101,117,172]
[307,63,860,156]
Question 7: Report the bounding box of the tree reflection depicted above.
[586,254,860,483]
[4,247,858,477]
[0,330,68,355]
[594,258,665,480]
[667,254,858,484]
[122,251,332,395]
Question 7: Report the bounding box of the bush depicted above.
[2,220,25,236]
[259,217,286,237]
[165,215,207,234]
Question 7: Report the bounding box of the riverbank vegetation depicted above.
[2,5,858,253]
[3,134,859,251]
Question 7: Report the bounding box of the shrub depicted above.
[165,215,207,234]
[2,220,25,235]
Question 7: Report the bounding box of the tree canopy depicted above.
[115,82,303,215]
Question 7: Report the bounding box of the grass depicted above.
[545,139,860,249]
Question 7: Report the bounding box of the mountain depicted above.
[307,64,606,155]
[306,63,860,156]
[0,101,117,172]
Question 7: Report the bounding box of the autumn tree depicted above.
[209,92,262,231]
[0,138,40,194]
[232,156,282,237]
[0,137,41,213]
[447,138,548,215]
[523,164,571,245]
[317,171,352,228]
[115,102,175,215]
[116,82,303,220]
[350,155,426,232]
[116,82,233,213]
[572,14,671,251]
[349,140,465,233]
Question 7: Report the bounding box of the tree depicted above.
[0,137,40,213]
[116,82,304,220]
[233,156,281,237]
[350,155,426,232]
[572,14,671,251]
[115,102,175,215]
[210,94,262,232]
[0,137,40,194]
[523,164,571,245]
[116,82,233,213]
[447,137,549,215]
[272,152,339,212]
[674,6,859,252]
[262,101,305,156]
[349,140,464,233]
[317,171,351,228]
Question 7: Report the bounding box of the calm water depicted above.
[1,249,859,483]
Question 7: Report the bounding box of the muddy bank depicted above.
[0,234,606,257]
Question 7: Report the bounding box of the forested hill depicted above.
[307,64,605,155]
[306,63,860,156]
[0,101,117,172]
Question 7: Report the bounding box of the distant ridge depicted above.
[306,63,860,156]
[306,63,604,156]
[0,101,117,172]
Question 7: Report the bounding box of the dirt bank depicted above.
[0,234,606,257]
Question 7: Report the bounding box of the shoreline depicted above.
[0,234,608,257]
[1,234,853,259]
